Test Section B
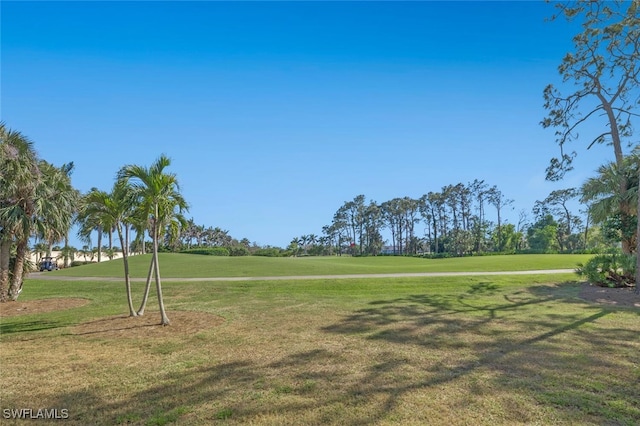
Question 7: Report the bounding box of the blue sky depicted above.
[1,1,616,248]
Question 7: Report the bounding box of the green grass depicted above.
[48,253,591,278]
[2,255,638,425]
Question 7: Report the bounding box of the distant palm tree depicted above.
[118,155,188,325]
[77,188,108,263]
[299,235,309,255]
[308,234,318,253]
[105,248,116,260]
[288,238,300,257]
[59,245,77,267]
[79,246,91,262]
[32,242,48,264]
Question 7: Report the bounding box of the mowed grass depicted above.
[1,254,639,425]
[49,253,592,278]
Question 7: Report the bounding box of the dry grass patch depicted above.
[0,298,89,317]
[71,311,225,338]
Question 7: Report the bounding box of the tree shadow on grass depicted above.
[319,280,639,423]
[38,281,640,425]
[45,350,414,425]
[0,319,68,335]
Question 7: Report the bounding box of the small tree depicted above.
[118,155,188,325]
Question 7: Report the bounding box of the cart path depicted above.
[29,269,576,282]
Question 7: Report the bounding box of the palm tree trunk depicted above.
[139,228,146,255]
[153,247,170,325]
[583,211,590,250]
[137,255,155,315]
[152,213,170,325]
[125,224,130,256]
[117,226,137,317]
[0,238,11,302]
[97,228,103,262]
[9,239,28,300]
[64,233,70,268]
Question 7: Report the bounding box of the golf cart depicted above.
[39,256,59,272]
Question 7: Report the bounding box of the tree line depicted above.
[288,177,630,258]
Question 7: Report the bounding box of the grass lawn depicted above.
[1,256,638,425]
[49,253,593,278]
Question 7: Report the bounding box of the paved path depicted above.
[29,269,576,282]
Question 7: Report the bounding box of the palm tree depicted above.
[32,242,48,264]
[0,124,40,301]
[82,180,138,316]
[308,234,318,252]
[0,125,77,301]
[581,158,638,251]
[59,245,77,267]
[79,246,90,262]
[130,218,148,255]
[104,247,116,260]
[33,161,78,259]
[77,188,106,263]
[118,155,188,325]
[288,237,300,257]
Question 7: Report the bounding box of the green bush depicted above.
[181,247,230,256]
[69,261,94,267]
[422,252,454,259]
[576,251,636,288]
[228,246,251,257]
[252,248,283,257]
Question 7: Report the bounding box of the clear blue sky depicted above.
[1,1,615,248]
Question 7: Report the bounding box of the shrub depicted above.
[70,261,94,267]
[181,247,230,256]
[228,246,251,257]
[252,248,283,257]
[422,252,454,259]
[576,251,636,288]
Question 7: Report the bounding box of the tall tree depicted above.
[0,125,77,300]
[362,201,384,255]
[542,0,639,254]
[469,179,490,252]
[539,188,582,251]
[487,186,513,252]
[118,155,188,325]
[381,199,400,255]
[400,197,420,255]
[0,124,39,301]
[340,195,366,255]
